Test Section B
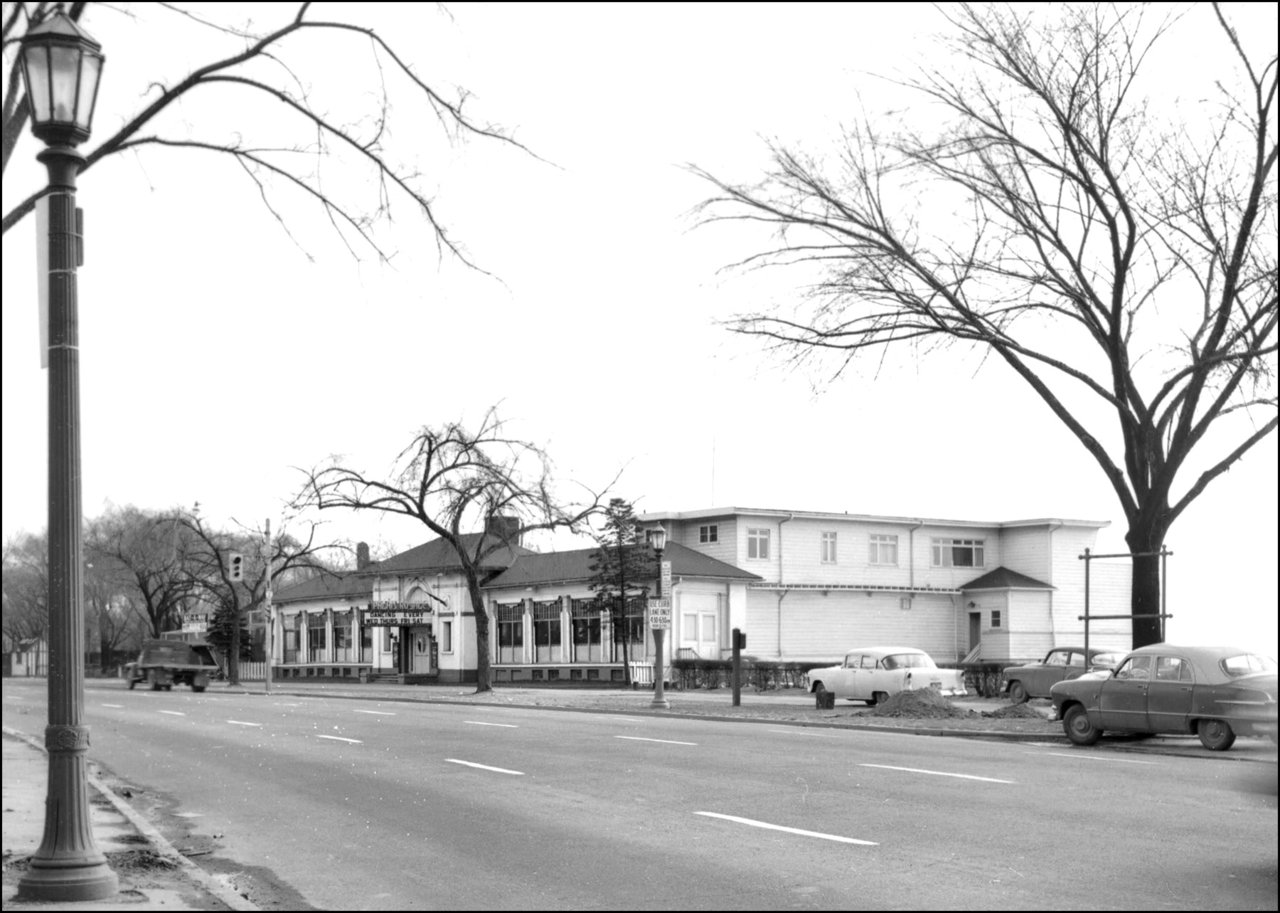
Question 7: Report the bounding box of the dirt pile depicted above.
[870,688,968,719]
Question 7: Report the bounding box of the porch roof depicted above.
[483,542,760,589]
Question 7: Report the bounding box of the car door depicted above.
[1031,649,1071,695]
[828,652,859,697]
[1098,655,1153,730]
[1146,654,1194,733]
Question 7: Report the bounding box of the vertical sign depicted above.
[661,560,672,595]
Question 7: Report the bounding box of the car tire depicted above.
[813,682,827,696]
[1008,681,1029,704]
[870,691,889,707]
[1063,704,1101,746]
[1197,719,1236,751]
[193,685,206,693]
[148,671,161,692]
[127,679,136,691]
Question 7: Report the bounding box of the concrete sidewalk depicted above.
[1,729,252,912]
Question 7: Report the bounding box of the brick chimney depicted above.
[356,541,371,570]
[485,515,522,547]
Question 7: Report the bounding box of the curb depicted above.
[2,727,260,912]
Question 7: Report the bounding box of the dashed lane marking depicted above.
[696,812,878,846]
[615,736,697,746]
[859,763,1014,784]
[445,759,525,776]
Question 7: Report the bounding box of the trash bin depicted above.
[815,690,835,709]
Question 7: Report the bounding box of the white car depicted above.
[806,646,968,705]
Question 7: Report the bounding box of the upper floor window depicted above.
[699,524,718,544]
[820,531,837,564]
[747,528,770,560]
[869,534,898,566]
[931,537,985,568]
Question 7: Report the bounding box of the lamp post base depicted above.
[18,859,118,903]
[649,696,670,709]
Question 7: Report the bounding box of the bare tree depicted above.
[85,505,197,637]
[2,532,49,646]
[177,505,341,685]
[694,2,1277,648]
[299,407,614,692]
[2,2,531,267]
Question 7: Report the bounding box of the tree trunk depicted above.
[1125,522,1169,650]
[468,578,492,693]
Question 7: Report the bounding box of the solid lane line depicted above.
[859,764,1014,784]
[615,736,697,746]
[696,812,878,846]
[445,759,524,776]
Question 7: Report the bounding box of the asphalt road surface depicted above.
[3,679,1275,910]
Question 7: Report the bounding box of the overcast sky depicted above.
[3,2,1275,653]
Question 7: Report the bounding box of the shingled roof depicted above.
[483,541,761,589]
[960,567,1053,590]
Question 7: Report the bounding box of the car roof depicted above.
[1125,644,1251,660]
[843,646,928,656]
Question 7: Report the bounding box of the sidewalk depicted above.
[1,729,252,912]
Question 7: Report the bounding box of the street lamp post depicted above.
[17,11,116,903]
[649,525,670,710]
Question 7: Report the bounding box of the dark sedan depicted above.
[1051,644,1278,751]
[1000,646,1123,703]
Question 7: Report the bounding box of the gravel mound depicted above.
[870,688,968,719]
[982,702,1047,720]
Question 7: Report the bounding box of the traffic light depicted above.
[733,629,747,651]
[228,552,244,582]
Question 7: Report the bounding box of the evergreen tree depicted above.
[588,499,656,686]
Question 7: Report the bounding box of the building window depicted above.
[570,598,604,663]
[283,615,300,664]
[333,611,353,662]
[748,528,770,560]
[307,613,327,662]
[991,610,1002,628]
[532,600,562,664]
[699,524,718,543]
[821,531,837,564]
[869,534,898,566]
[612,596,645,660]
[496,603,523,663]
[441,620,453,654]
[931,537,985,568]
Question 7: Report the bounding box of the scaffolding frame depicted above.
[1079,546,1173,657]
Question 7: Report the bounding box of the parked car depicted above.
[805,646,967,705]
[1001,646,1123,703]
[1050,644,1278,751]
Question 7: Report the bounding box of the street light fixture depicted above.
[649,525,670,710]
[17,10,116,903]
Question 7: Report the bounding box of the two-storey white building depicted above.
[269,506,1131,685]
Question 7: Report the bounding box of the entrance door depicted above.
[410,625,433,674]
[968,613,981,654]
[679,595,720,659]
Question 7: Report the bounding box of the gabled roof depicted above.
[961,567,1053,590]
[274,532,533,605]
[370,532,534,575]
[640,507,1109,531]
[483,541,761,589]
[273,568,372,604]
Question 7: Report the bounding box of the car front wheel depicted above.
[869,691,889,707]
[1008,681,1028,704]
[1197,719,1236,751]
[1063,704,1101,746]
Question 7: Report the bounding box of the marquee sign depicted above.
[363,601,433,626]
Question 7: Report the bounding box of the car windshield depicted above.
[1220,653,1279,677]
[1091,652,1122,668]
[883,652,936,670]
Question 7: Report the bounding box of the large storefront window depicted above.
[571,598,604,663]
[532,600,562,663]
[496,603,523,663]
[333,610,353,662]
[307,613,327,662]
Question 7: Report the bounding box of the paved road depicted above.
[2,679,1276,910]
